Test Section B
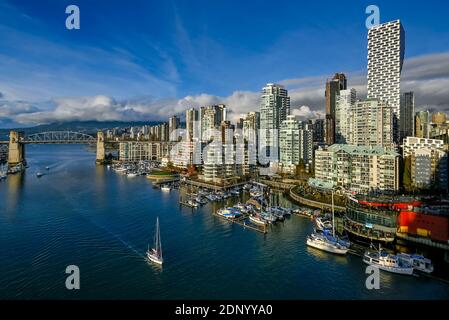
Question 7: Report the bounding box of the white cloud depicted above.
[1,51,449,126]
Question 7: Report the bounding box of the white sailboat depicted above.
[147,217,163,265]
[306,189,350,255]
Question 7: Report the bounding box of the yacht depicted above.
[363,246,414,275]
[147,217,163,265]
[217,207,242,219]
[307,232,349,255]
[397,253,434,274]
[161,185,171,192]
[249,213,267,226]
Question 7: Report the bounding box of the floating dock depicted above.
[212,211,268,234]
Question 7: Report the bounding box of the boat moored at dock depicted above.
[363,245,414,275]
[397,253,434,273]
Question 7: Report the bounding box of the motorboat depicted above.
[306,232,349,255]
[363,245,414,275]
[161,185,171,192]
[217,207,242,219]
[249,214,268,226]
[397,253,434,274]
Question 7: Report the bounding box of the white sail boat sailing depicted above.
[147,217,163,265]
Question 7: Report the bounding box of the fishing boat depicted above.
[249,214,267,226]
[397,253,434,273]
[307,232,350,255]
[147,217,163,265]
[363,245,413,275]
[161,185,171,192]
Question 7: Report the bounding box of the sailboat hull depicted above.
[306,238,349,255]
[147,251,163,265]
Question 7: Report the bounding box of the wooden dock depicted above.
[212,212,268,234]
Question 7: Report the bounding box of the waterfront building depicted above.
[335,88,356,144]
[400,92,415,142]
[186,107,200,142]
[344,196,421,243]
[415,110,431,138]
[312,144,400,194]
[367,20,405,143]
[352,98,394,150]
[200,104,226,142]
[119,142,174,162]
[260,83,290,158]
[403,137,448,191]
[325,73,347,145]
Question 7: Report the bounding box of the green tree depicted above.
[403,156,412,192]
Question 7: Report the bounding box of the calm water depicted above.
[0,144,448,299]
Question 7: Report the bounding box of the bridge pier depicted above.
[96,131,106,164]
[7,131,26,170]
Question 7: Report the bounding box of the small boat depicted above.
[249,214,267,226]
[36,172,44,178]
[45,166,50,170]
[187,199,198,208]
[306,232,349,255]
[127,172,138,178]
[363,245,414,275]
[206,194,217,201]
[397,253,434,274]
[260,212,277,224]
[230,188,240,195]
[217,207,242,219]
[161,185,171,192]
[147,217,163,265]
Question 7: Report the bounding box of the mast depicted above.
[332,189,335,237]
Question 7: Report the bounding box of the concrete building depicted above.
[186,107,200,142]
[279,116,314,173]
[260,83,290,159]
[169,115,180,141]
[312,144,400,194]
[200,104,226,142]
[415,110,431,138]
[335,88,356,144]
[119,142,174,162]
[367,20,405,143]
[308,118,325,144]
[403,136,448,191]
[400,92,415,142]
[352,98,394,150]
[325,73,347,145]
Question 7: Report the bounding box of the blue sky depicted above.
[1,0,449,126]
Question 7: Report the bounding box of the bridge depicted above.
[0,130,106,169]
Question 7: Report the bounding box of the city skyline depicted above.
[1,1,449,128]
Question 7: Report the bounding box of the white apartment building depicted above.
[312,144,400,194]
[367,20,405,143]
[335,88,356,144]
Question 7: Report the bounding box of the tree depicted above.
[403,156,412,192]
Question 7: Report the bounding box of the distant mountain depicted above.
[0,120,161,139]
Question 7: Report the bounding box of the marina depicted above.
[1,145,449,299]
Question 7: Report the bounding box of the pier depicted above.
[212,211,268,234]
